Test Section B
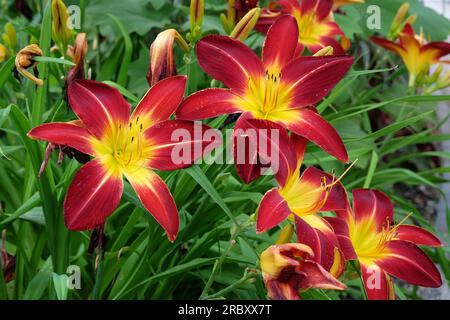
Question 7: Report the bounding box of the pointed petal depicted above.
[68,80,131,138]
[421,41,450,61]
[360,263,395,300]
[264,279,299,300]
[245,118,296,187]
[377,240,442,287]
[133,76,186,130]
[296,215,338,271]
[297,260,346,291]
[299,166,349,213]
[395,225,442,247]
[257,188,292,233]
[352,189,393,232]
[281,55,353,107]
[233,113,264,184]
[281,108,348,162]
[124,168,179,241]
[64,160,123,230]
[299,0,332,20]
[145,120,221,171]
[262,14,298,71]
[325,217,358,260]
[371,36,406,55]
[28,122,94,155]
[176,88,240,120]
[196,35,264,91]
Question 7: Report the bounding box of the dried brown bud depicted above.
[15,44,44,86]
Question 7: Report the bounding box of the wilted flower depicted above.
[230,7,261,41]
[327,189,442,300]
[66,33,88,86]
[28,77,219,241]
[177,15,352,183]
[15,44,44,85]
[260,243,345,300]
[147,29,189,87]
[371,24,450,87]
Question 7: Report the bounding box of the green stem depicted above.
[199,226,240,299]
[202,270,256,300]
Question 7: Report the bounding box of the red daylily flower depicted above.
[371,24,450,87]
[327,189,443,300]
[257,0,347,54]
[260,243,345,300]
[28,76,219,241]
[177,14,352,183]
[256,127,349,275]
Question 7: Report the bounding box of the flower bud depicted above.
[0,44,7,62]
[230,7,261,41]
[15,44,44,85]
[313,45,334,56]
[2,22,17,49]
[52,0,73,50]
[147,29,189,87]
[275,224,294,244]
[388,2,413,40]
[189,0,204,42]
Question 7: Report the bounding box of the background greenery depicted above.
[0,0,449,300]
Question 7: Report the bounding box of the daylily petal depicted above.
[310,37,345,55]
[233,113,264,184]
[370,36,406,56]
[325,217,357,260]
[421,41,450,61]
[353,189,393,232]
[68,80,131,138]
[281,55,353,107]
[297,260,346,291]
[281,108,348,163]
[262,14,299,72]
[377,240,442,287]
[257,188,292,233]
[245,118,296,187]
[176,88,240,120]
[145,120,221,171]
[395,225,442,247]
[360,263,395,300]
[133,76,186,131]
[196,35,265,91]
[296,215,342,272]
[28,122,94,155]
[124,168,179,241]
[64,160,123,230]
[300,0,332,20]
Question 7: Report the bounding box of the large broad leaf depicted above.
[85,0,172,36]
[355,0,450,40]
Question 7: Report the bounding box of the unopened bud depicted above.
[147,29,189,86]
[189,0,204,42]
[230,7,261,41]
[52,0,73,50]
[313,45,334,56]
[275,224,294,244]
[2,22,17,49]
